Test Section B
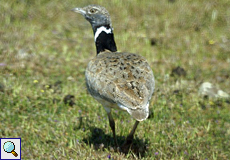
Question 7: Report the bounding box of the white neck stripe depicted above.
[94,26,112,42]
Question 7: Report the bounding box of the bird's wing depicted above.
[85,52,155,120]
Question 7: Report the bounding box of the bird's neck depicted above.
[93,25,117,54]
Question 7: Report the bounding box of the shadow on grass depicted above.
[82,127,149,157]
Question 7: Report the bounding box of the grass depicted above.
[0,0,230,159]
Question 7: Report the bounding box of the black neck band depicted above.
[94,25,117,54]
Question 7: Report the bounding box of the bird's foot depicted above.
[120,135,133,153]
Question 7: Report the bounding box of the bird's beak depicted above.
[71,8,86,16]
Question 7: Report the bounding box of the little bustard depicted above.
[72,4,155,148]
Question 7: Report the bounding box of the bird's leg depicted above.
[107,112,119,147]
[123,120,139,146]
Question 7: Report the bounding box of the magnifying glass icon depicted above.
[3,141,18,157]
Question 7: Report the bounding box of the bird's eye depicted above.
[89,8,97,14]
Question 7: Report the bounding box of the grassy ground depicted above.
[1,0,230,159]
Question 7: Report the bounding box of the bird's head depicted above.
[72,5,112,29]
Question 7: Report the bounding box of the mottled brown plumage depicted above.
[86,51,154,121]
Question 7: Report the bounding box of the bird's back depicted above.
[85,51,155,121]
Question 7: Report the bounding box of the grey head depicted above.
[72,5,112,30]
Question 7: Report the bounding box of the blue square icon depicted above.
[0,138,21,160]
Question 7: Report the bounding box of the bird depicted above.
[71,4,155,149]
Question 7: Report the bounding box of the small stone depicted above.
[217,90,229,98]
[171,66,186,77]
[150,38,157,46]
[199,82,217,98]
[63,94,75,106]
[67,76,75,81]
[199,82,229,99]
[99,143,104,150]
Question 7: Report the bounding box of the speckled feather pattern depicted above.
[85,51,155,121]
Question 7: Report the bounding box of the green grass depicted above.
[1,0,230,159]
